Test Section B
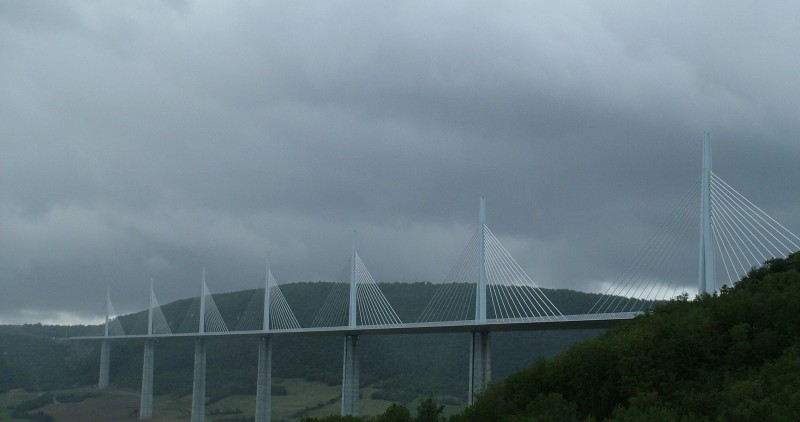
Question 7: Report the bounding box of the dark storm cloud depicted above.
[1,1,799,323]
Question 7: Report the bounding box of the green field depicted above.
[0,389,48,422]
[0,378,456,422]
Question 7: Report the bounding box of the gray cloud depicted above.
[1,1,799,323]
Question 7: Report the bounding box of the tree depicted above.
[375,403,412,422]
[415,398,444,422]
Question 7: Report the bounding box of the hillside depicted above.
[0,325,97,393]
[455,251,800,421]
[0,283,605,405]
[103,283,606,403]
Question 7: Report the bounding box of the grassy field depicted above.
[0,389,40,422]
[0,378,459,421]
[0,408,28,422]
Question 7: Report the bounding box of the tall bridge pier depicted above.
[140,279,157,419]
[140,339,155,419]
[469,197,491,404]
[191,270,209,422]
[191,338,207,422]
[341,232,361,416]
[341,335,359,415]
[98,286,112,390]
[255,256,274,422]
[699,134,716,294]
[469,331,491,404]
[255,337,272,422]
[98,339,111,389]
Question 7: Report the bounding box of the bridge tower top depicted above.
[104,285,110,337]
[477,197,487,323]
[147,279,154,336]
[199,268,206,334]
[699,134,716,294]
[349,231,358,328]
[263,254,272,332]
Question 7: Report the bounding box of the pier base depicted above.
[191,338,207,422]
[255,337,272,422]
[468,331,491,404]
[341,335,359,416]
[140,339,155,419]
[99,339,111,389]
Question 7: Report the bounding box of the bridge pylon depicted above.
[469,331,490,404]
[140,279,156,420]
[191,269,208,422]
[99,286,112,390]
[699,134,716,294]
[255,336,272,422]
[255,255,273,422]
[470,197,491,404]
[341,231,360,416]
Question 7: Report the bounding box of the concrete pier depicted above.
[99,339,111,389]
[341,335,359,416]
[469,199,491,405]
[255,336,272,422]
[140,339,155,419]
[191,338,207,422]
[468,331,491,404]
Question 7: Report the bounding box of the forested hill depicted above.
[454,251,800,421]
[0,325,97,392]
[0,283,606,402]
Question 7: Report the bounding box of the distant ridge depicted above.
[2,282,608,402]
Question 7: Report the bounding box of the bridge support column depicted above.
[341,335,359,416]
[468,331,491,404]
[99,339,111,389]
[140,339,155,419]
[699,134,716,294]
[255,336,272,422]
[191,338,207,422]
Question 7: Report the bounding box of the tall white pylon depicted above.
[104,285,111,337]
[192,268,208,422]
[476,197,487,322]
[99,286,111,390]
[699,134,716,294]
[471,197,490,405]
[199,268,206,334]
[349,231,358,328]
[263,255,272,332]
[256,255,273,422]
[141,280,156,419]
[147,279,154,336]
[342,231,360,416]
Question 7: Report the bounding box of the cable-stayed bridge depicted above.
[74,136,799,422]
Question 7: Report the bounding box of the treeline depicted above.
[300,251,800,421]
[301,399,449,422]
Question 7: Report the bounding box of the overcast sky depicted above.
[1,1,799,324]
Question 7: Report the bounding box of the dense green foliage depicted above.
[300,398,445,422]
[0,325,97,392]
[456,252,800,421]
